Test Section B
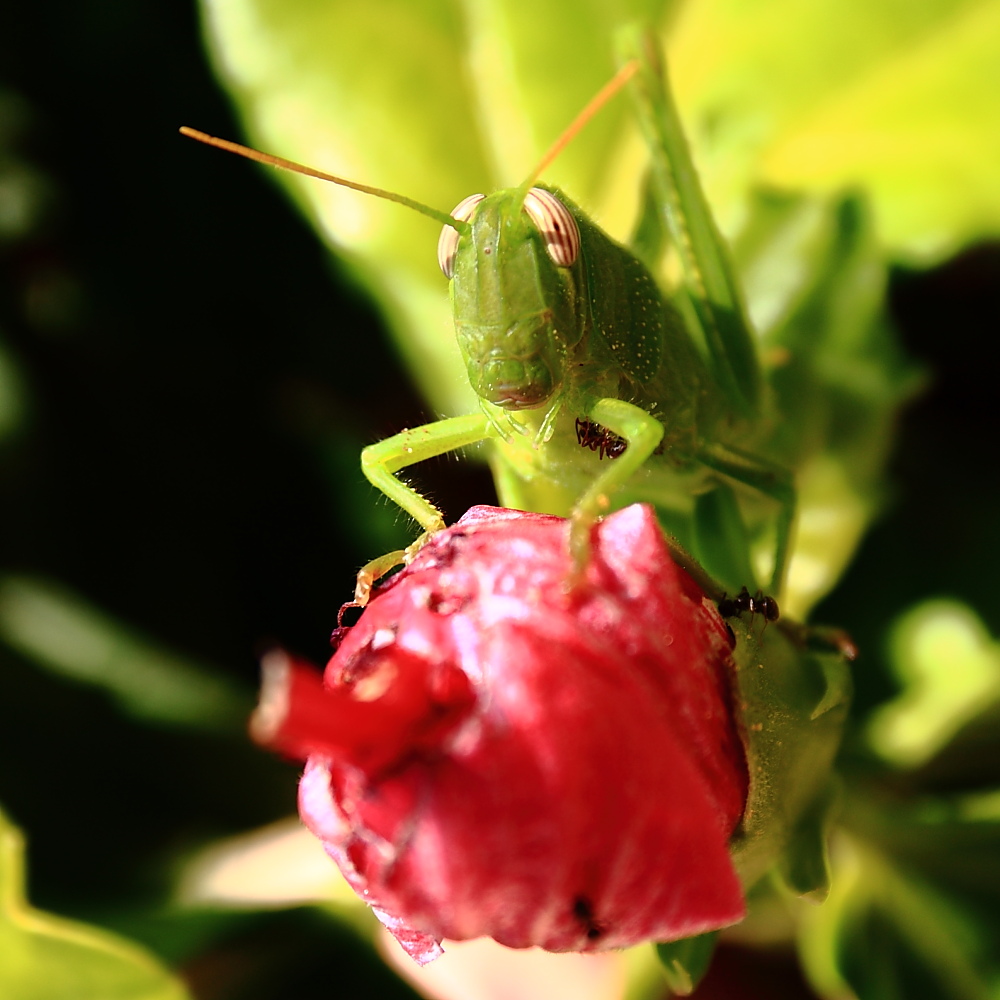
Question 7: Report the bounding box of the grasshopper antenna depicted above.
[519,59,640,194]
[179,127,467,233]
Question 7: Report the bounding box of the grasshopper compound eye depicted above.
[523,188,580,267]
[437,193,485,278]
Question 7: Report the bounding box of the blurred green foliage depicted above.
[0,809,190,1000]
[0,0,998,997]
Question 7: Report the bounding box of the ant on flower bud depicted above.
[718,586,780,624]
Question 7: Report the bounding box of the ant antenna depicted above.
[178,127,467,233]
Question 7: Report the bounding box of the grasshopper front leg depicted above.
[569,397,665,570]
[355,413,492,605]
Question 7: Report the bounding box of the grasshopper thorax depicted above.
[443,186,585,412]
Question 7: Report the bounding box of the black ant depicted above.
[718,586,779,623]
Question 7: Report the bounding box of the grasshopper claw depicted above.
[566,507,601,590]
[354,549,406,607]
[403,525,441,565]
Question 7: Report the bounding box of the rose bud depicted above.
[252,504,750,965]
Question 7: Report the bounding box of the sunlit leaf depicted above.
[669,0,1000,263]
[0,808,190,1000]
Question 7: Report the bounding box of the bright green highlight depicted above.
[870,601,1000,768]
[0,576,248,730]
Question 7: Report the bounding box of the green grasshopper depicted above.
[183,28,794,606]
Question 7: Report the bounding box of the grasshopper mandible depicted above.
[182,28,794,607]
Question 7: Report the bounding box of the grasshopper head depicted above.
[439,187,583,411]
[466,320,560,409]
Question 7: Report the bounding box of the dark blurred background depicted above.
[0,1,997,997]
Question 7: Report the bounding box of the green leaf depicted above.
[799,595,1000,1000]
[777,779,839,901]
[668,0,1000,263]
[693,486,757,589]
[655,932,718,995]
[0,808,190,1000]
[800,832,997,1000]
[731,189,923,616]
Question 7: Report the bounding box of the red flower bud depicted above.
[253,504,748,964]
